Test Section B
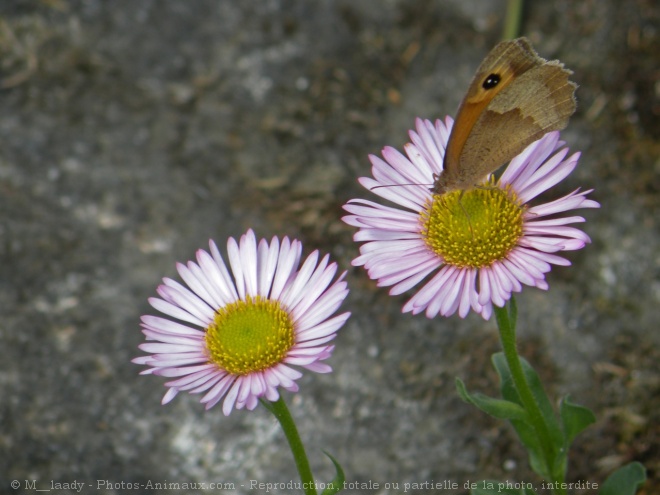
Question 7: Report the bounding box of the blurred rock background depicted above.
[1,0,657,494]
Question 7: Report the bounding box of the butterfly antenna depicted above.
[370,182,432,191]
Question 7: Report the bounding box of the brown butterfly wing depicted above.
[436,37,577,195]
[458,62,577,182]
[441,38,539,186]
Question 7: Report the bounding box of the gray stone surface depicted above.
[1,1,657,494]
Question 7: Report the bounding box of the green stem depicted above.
[503,0,524,40]
[261,396,318,495]
[494,300,567,495]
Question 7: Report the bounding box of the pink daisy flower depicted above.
[133,229,350,415]
[342,117,599,320]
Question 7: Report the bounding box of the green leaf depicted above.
[492,353,562,439]
[470,479,535,494]
[552,449,568,488]
[510,417,548,477]
[551,396,596,482]
[320,450,345,495]
[492,353,564,478]
[491,354,545,476]
[456,378,528,420]
[599,462,646,495]
[560,395,596,445]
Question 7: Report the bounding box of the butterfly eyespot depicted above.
[482,73,501,90]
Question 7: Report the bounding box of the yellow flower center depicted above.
[421,182,525,268]
[204,295,295,375]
